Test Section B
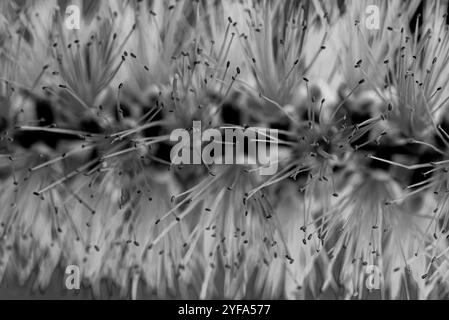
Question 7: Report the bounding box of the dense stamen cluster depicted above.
[1,0,449,300]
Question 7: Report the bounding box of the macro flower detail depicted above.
[2,0,449,301]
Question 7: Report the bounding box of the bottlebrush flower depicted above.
[155,163,286,299]
[236,0,327,121]
[332,0,421,92]
[320,171,444,299]
[4,0,449,301]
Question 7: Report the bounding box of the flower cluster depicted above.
[1,0,449,300]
